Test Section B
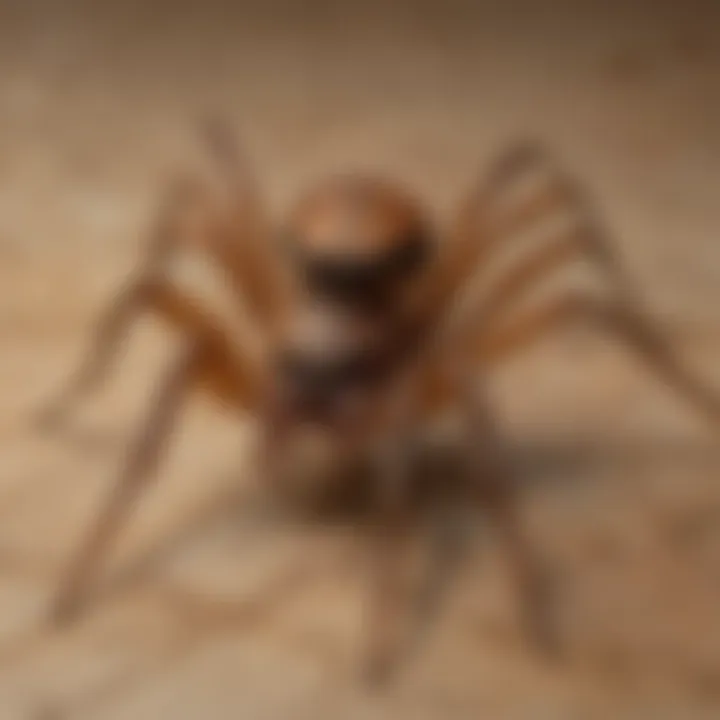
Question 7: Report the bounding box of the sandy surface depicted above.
[1,0,720,717]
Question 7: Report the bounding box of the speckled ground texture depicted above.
[1,1,720,718]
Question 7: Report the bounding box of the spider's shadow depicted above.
[1,428,718,708]
[17,416,720,683]
[88,430,720,667]
[300,431,720,674]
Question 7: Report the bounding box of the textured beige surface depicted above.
[1,1,720,718]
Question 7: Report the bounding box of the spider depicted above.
[37,122,720,685]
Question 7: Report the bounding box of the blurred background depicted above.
[1,0,720,717]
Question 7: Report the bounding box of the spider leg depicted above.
[382,350,559,661]
[423,142,635,330]
[34,179,203,430]
[479,142,630,285]
[36,148,280,430]
[363,456,414,687]
[43,125,284,622]
[360,383,421,688]
[414,226,589,419]
[430,143,720,426]
[49,343,201,625]
[476,291,720,425]
[48,291,267,625]
[461,382,560,657]
[34,277,157,431]
[198,119,291,328]
[444,220,626,340]
[418,145,564,318]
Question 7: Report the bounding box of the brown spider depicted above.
[37,122,720,685]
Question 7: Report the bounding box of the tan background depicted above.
[1,0,720,717]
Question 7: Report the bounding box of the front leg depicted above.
[362,438,416,688]
[359,380,423,688]
[463,383,560,659]
[49,287,269,624]
[49,343,203,625]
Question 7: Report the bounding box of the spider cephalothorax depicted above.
[38,124,720,685]
[285,173,434,311]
